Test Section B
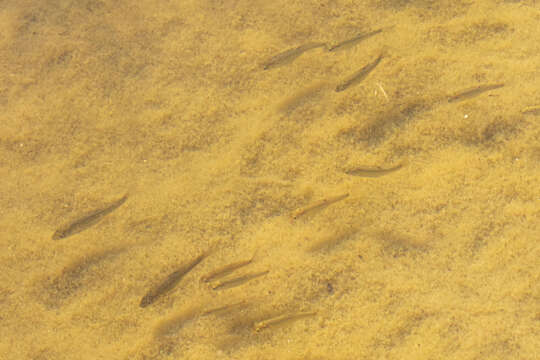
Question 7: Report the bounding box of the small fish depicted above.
[140,252,208,308]
[521,105,540,115]
[254,311,316,332]
[335,55,383,92]
[447,83,504,103]
[211,270,269,291]
[328,28,383,52]
[344,163,403,177]
[201,251,257,283]
[263,42,326,70]
[291,193,349,221]
[202,300,249,316]
[52,194,128,240]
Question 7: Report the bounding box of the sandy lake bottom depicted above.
[1,0,539,359]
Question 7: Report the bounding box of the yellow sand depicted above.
[1,0,538,359]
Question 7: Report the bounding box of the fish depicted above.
[447,83,504,103]
[328,28,383,52]
[201,251,257,283]
[140,252,208,308]
[202,300,249,316]
[211,270,269,291]
[263,42,326,70]
[335,54,383,92]
[521,105,540,115]
[52,194,128,240]
[344,163,403,177]
[254,311,316,332]
[291,193,349,221]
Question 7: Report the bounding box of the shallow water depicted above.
[1,0,539,359]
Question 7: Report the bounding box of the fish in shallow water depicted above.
[263,42,326,70]
[140,251,208,308]
[335,55,383,92]
[52,194,128,240]
[328,28,383,52]
[291,193,349,220]
[447,83,504,103]
[344,163,404,177]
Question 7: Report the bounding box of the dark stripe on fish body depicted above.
[140,252,208,308]
[447,83,504,103]
[328,29,383,52]
[52,194,128,240]
[335,55,383,92]
[211,270,269,291]
[344,163,403,177]
[201,258,253,283]
[263,42,326,70]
